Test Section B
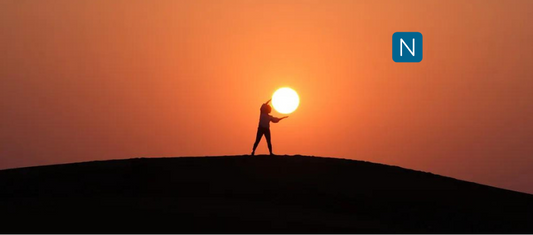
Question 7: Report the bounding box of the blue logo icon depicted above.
[393,32,423,63]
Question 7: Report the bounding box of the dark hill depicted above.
[1,155,532,233]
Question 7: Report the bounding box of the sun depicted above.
[272,87,300,114]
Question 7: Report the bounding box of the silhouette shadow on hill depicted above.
[1,155,532,233]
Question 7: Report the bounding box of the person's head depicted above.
[261,104,272,114]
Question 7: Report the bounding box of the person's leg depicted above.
[265,128,273,155]
[252,128,264,155]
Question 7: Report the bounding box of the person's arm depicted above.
[270,116,289,123]
[265,99,271,105]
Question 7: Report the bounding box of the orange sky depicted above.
[1,0,533,194]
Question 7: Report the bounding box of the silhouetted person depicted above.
[251,99,288,156]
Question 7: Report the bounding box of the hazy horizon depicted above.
[1,0,533,194]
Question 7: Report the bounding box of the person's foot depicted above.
[270,152,275,156]
[251,151,255,156]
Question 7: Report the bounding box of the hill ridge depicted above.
[1,155,532,233]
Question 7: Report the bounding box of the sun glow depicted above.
[272,87,300,114]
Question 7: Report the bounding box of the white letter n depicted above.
[400,38,415,56]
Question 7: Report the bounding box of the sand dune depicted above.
[1,155,532,233]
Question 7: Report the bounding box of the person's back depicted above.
[259,112,271,128]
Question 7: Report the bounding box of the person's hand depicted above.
[282,116,289,119]
[266,99,272,104]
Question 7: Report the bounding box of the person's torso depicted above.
[259,113,271,128]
